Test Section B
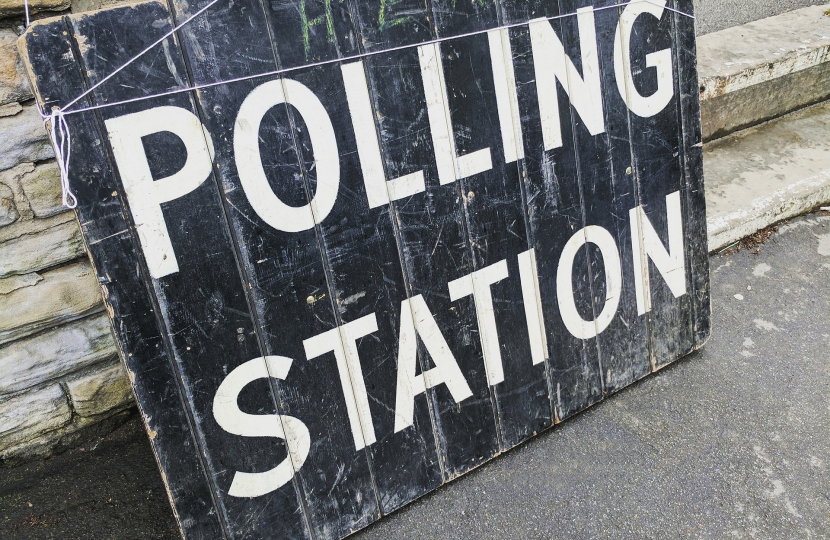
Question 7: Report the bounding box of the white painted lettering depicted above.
[488,28,524,163]
[557,225,622,339]
[614,0,674,117]
[341,61,426,208]
[529,7,605,151]
[105,106,214,279]
[630,190,686,315]
[213,356,310,498]
[448,260,510,386]
[394,294,473,432]
[234,78,339,232]
[303,314,379,450]
[518,248,548,365]
[418,42,493,184]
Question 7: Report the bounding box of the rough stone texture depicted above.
[0,313,117,394]
[0,260,104,345]
[66,362,132,417]
[0,161,36,220]
[0,0,70,17]
[0,181,18,226]
[0,209,73,243]
[0,104,53,171]
[697,4,830,140]
[19,161,64,218]
[0,101,22,116]
[0,217,84,278]
[0,29,32,107]
[702,61,830,141]
[0,272,42,294]
[705,101,830,251]
[71,0,131,13]
[0,408,131,466]
[0,384,71,452]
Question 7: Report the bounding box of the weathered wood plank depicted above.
[618,0,695,370]
[502,4,605,422]
[555,0,652,394]
[65,3,310,538]
[441,31,553,449]
[671,0,711,350]
[19,14,226,540]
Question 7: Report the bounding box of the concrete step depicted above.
[697,4,830,141]
[704,100,830,252]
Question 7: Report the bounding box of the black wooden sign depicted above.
[19,0,709,537]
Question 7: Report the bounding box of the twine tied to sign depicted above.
[39,106,77,208]
[22,0,693,211]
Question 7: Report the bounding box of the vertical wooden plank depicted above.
[671,0,711,349]
[65,3,311,538]
[168,0,385,536]
[553,0,651,393]
[271,0,448,513]
[618,0,695,369]
[442,30,554,449]
[363,44,503,476]
[284,60,447,514]
[349,0,504,476]
[501,1,605,421]
[19,19,226,540]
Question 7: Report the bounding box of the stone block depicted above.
[0,0,70,17]
[0,272,42,295]
[0,29,32,107]
[0,313,117,394]
[0,209,72,244]
[71,0,133,13]
[698,5,830,140]
[0,384,71,452]
[0,104,53,171]
[0,260,104,345]
[66,362,132,417]
[0,162,35,221]
[0,217,84,277]
[0,103,22,117]
[0,182,18,226]
[19,161,64,218]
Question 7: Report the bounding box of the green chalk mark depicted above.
[378,0,411,30]
[299,0,338,59]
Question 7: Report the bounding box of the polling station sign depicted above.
[20,0,709,537]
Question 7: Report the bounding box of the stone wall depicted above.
[0,1,134,466]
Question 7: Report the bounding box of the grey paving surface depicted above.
[2,212,828,539]
[695,0,826,35]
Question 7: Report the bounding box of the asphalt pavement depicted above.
[2,212,828,539]
[694,0,826,34]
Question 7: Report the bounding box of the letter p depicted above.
[105,106,214,279]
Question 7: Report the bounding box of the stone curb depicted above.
[704,101,830,253]
[697,4,830,141]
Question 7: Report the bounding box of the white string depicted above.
[45,107,77,208]
[36,0,220,209]
[61,0,221,112]
[39,0,693,209]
